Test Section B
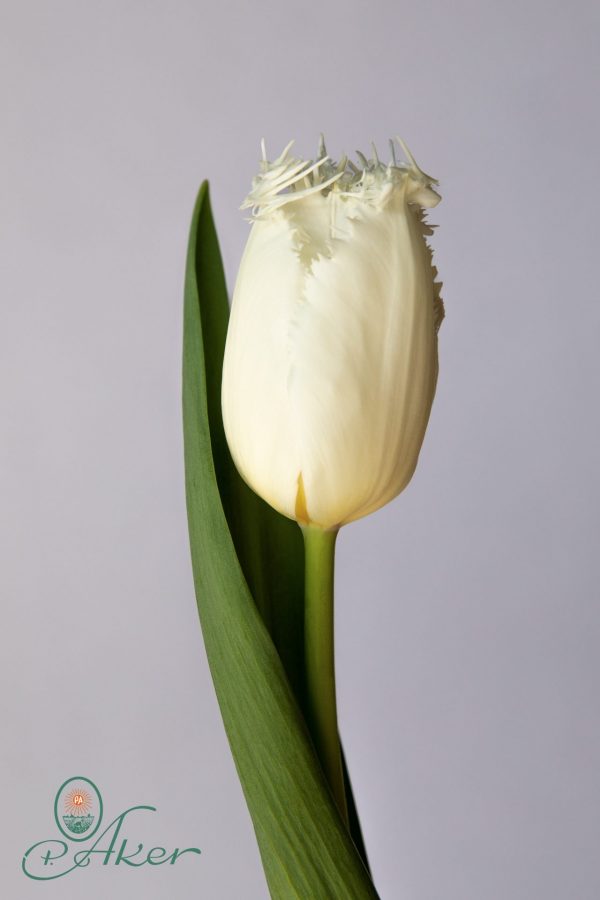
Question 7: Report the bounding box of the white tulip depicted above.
[222,137,444,531]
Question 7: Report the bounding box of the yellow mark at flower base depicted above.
[295,472,310,525]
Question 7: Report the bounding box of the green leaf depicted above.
[182,181,378,898]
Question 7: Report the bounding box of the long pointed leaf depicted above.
[182,181,378,898]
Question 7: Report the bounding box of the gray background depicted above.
[1,1,598,897]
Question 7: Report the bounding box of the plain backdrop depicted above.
[1,1,599,898]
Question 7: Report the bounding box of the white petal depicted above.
[221,215,304,520]
[283,190,438,527]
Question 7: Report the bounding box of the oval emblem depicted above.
[53,776,103,842]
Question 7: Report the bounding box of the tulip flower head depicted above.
[221,136,444,531]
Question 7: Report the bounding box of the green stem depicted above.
[302,524,348,825]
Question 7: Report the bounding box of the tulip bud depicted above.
[222,137,443,531]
